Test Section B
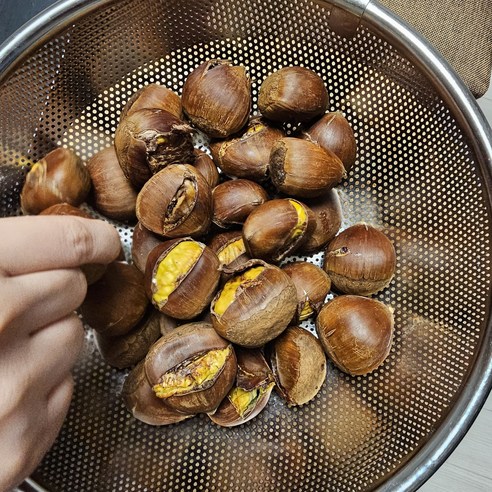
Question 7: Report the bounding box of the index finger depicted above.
[0,215,121,276]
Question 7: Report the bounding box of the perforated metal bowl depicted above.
[2,0,492,490]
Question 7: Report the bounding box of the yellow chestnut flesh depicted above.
[153,346,232,398]
[229,383,274,417]
[217,238,246,266]
[152,240,203,306]
[213,266,265,316]
[289,199,307,239]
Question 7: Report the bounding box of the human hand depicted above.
[0,215,121,492]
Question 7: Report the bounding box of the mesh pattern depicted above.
[0,0,490,490]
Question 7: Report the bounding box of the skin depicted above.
[0,216,121,492]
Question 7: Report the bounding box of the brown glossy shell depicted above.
[211,260,297,347]
[131,222,164,273]
[242,198,315,263]
[210,118,283,181]
[114,108,194,189]
[323,223,396,295]
[302,189,343,253]
[145,322,237,414]
[86,146,137,221]
[145,238,220,320]
[193,149,220,188]
[122,361,192,426]
[79,262,149,336]
[267,325,326,405]
[20,147,91,215]
[95,309,177,369]
[258,67,328,123]
[120,84,182,120]
[316,295,394,376]
[270,137,345,198]
[303,112,357,172]
[136,164,212,238]
[212,179,269,228]
[182,59,251,138]
[282,262,331,321]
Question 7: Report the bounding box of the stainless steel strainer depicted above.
[1,0,492,490]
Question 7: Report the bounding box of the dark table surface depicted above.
[0,0,57,45]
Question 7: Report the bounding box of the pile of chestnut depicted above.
[8,60,397,427]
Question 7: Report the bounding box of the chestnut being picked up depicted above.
[145,322,237,414]
[145,237,220,320]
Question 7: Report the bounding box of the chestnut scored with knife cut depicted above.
[145,322,237,414]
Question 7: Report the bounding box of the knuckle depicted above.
[66,219,94,264]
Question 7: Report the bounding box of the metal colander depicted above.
[1,0,492,490]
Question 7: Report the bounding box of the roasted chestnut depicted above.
[303,112,357,172]
[323,223,396,295]
[282,262,331,322]
[210,118,283,181]
[242,198,315,263]
[212,179,268,228]
[131,221,164,273]
[210,259,297,347]
[258,67,328,123]
[136,164,212,238]
[86,146,137,221]
[316,295,394,375]
[20,148,91,214]
[209,348,275,427]
[302,189,342,253]
[120,84,182,120]
[208,230,250,275]
[182,59,251,138]
[145,322,237,414]
[267,325,326,405]
[0,164,28,217]
[95,310,178,369]
[79,262,149,336]
[122,361,192,425]
[114,108,195,189]
[193,149,220,188]
[269,137,345,198]
[40,203,107,284]
[145,237,220,319]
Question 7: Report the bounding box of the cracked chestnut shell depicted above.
[323,223,396,295]
[20,148,91,215]
[282,262,331,322]
[95,310,178,369]
[212,179,268,228]
[210,118,283,181]
[302,189,342,253]
[316,295,394,375]
[210,259,297,347]
[136,164,212,238]
[131,222,164,273]
[270,137,345,198]
[40,203,107,284]
[145,322,237,414]
[145,237,220,319]
[208,230,250,276]
[258,67,328,123]
[182,59,251,138]
[267,325,326,405]
[86,146,137,221]
[303,112,357,172]
[80,262,149,336]
[120,84,182,120]
[209,348,275,427]
[114,108,195,189]
[123,361,192,426]
[242,198,315,263]
[193,149,220,188]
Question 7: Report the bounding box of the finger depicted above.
[46,375,74,427]
[2,268,87,335]
[0,215,121,276]
[29,314,84,394]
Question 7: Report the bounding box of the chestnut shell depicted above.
[131,222,164,273]
[193,149,220,188]
[323,223,396,295]
[316,295,394,376]
[145,322,237,414]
